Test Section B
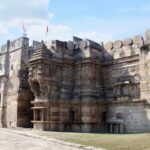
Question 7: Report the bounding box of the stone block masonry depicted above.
[1,29,150,133]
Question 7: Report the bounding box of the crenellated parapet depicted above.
[104,33,147,60]
[46,37,103,60]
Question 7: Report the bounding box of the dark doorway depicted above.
[102,112,107,122]
[70,110,75,122]
[32,81,41,97]
[17,90,34,128]
[36,109,41,121]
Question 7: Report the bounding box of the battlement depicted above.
[104,29,150,61]
[0,37,29,54]
[46,37,103,60]
[44,29,150,62]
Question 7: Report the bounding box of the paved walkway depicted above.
[0,129,83,150]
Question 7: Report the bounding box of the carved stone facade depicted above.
[1,29,150,133]
[28,40,105,132]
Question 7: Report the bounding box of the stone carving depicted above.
[145,29,150,40]
[119,50,125,57]
[133,35,144,47]
[74,43,79,49]
[39,80,48,95]
[145,29,150,43]
[123,38,133,46]
[67,41,74,50]
[104,42,113,50]
[79,40,87,49]
[29,80,41,97]
[113,40,123,49]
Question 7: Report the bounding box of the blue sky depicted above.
[0,0,150,45]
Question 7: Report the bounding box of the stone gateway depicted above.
[1,29,150,133]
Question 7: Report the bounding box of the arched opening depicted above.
[31,80,41,97]
[17,90,34,128]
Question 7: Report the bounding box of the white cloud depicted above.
[0,0,54,44]
[0,0,79,45]
[27,24,73,43]
[27,25,114,46]
[0,0,51,21]
[0,0,121,46]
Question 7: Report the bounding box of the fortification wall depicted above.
[103,56,140,101]
[104,34,144,60]
[102,29,150,133]
[107,101,150,133]
[0,38,23,54]
[140,29,150,101]
[102,29,150,101]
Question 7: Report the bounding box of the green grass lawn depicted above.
[31,130,150,150]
